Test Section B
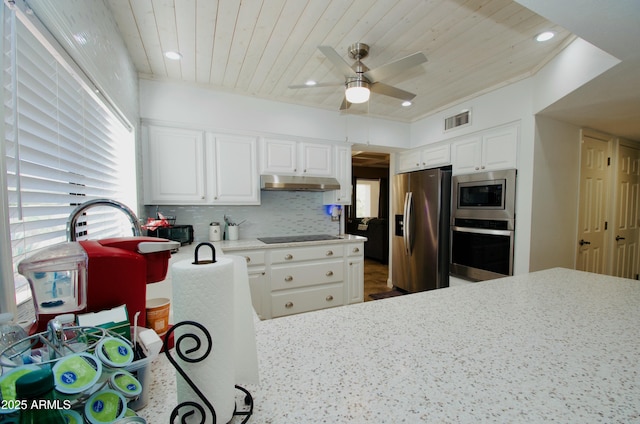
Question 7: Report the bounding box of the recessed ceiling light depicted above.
[164,51,183,60]
[305,80,317,86]
[535,31,555,42]
[402,101,412,107]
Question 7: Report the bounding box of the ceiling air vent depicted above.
[444,109,471,131]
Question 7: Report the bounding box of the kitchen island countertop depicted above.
[139,267,640,423]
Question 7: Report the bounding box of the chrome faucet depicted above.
[66,199,142,241]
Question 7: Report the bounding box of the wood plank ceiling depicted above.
[106,0,573,123]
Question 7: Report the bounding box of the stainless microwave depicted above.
[452,169,516,228]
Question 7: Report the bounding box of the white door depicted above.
[576,135,610,274]
[612,144,640,279]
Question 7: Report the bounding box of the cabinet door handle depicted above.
[326,295,334,302]
[326,271,333,277]
[285,254,293,260]
[326,250,333,256]
[285,302,294,309]
[352,247,360,253]
[284,275,293,282]
[245,256,251,263]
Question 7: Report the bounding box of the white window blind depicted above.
[4,7,136,305]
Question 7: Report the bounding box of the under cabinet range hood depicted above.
[260,175,340,191]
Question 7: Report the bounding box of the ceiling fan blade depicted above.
[288,82,344,89]
[340,96,351,110]
[363,52,427,83]
[370,82,416,101]
[318,45,357,77]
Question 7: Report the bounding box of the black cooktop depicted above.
[258,234,341,244]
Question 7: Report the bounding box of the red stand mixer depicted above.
[18,200,179,335]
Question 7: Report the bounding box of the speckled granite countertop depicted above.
[138,268,640,423]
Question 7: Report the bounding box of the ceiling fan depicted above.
[289,43,427,110]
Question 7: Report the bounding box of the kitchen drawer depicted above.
[270,244,344,264]
[271,260,344,290]
[237,250,266,266]
[271,283,344,317]
[347,243,364,257]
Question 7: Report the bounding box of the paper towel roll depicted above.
[172,256,236,423]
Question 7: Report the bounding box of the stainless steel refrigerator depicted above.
[392,168,451,292]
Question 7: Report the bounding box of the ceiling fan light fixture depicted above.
[345,80,370,104]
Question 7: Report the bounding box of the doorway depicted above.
[347,151,391,300]
[577,131,640,278]
[576,133,611,273]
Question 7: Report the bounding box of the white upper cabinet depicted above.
[206,133,260,205]
[260,138,298,174]
[261,138,333,176]
[397,144,451,173]
[324,145,352,205]
[452,124,518,175]
[300,142,333,176]
[143,125,207,204]
[143,124,259,205]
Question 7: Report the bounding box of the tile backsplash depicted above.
[143,191,341,242]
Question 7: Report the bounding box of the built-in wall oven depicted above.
[450,169,516,281]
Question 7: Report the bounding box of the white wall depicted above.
[529,117,582,270]
[410,78,534,148]
[139,79,409,148]
[532,38,619,114]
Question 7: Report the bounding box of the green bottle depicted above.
[15,368,67,424]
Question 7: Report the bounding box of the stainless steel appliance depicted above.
[148,225,194,245]
[392,168,451,292]
[450,169,516,281]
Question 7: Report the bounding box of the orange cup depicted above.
[145,298,170,336]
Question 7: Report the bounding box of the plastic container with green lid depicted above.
[109,370,142,399]
[96,337,133,368]
[52,352,102,394]
[83,389,126,423]
[60,408,83,424]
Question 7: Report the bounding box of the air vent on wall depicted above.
[444,109,471,131]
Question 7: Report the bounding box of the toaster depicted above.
[148,225,194,246]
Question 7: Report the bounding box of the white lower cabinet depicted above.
[222,242,363,319]
[346,243,364,304]
[271,284,344,318]
[236,250,267,319]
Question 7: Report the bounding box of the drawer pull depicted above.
[326,295,334,302]
[285,254,293,260]
[284,275,293,282]
[326,271,333,277]
[353,247,360,253]
[285,302,294,309]
[245,256,251,263]
[326,250,333,256]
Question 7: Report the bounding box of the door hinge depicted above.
[607,157,611,166]
[605,221,608,230]
[636,274,639,280]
